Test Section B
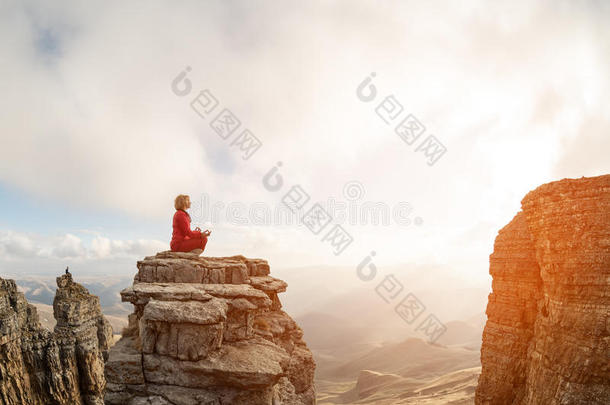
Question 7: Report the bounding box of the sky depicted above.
[1,0,609,283]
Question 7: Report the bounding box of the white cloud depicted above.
[0,230,165,261]
[0,0,608,275]
[90,236,166,259]
[0,231,36,258]
[51,233,86,259]
[90,236,112,258]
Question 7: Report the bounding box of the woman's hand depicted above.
[202,229,211,237]
[195,226,201,232]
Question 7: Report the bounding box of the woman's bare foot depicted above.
[188,248,203,255]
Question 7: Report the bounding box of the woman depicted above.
[170,194,211,254]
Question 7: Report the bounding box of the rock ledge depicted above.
[105,251,316,405]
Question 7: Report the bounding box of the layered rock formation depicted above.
[0,272,113,404]
[476,175,610,404]
[105,252,316,405]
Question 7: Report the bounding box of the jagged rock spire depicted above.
[0,271,113,404]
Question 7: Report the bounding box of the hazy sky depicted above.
[1,0,609,282]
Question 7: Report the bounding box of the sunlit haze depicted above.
[1,0,608,285]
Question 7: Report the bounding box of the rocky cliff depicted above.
[476,175,610,404]
[0,272,113,404]
[105,252,316,405]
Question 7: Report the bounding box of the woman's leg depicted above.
[175,236,207,252]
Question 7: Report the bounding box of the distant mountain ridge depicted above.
[14,276,132,317]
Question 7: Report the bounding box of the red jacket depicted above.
[170,209,202,250]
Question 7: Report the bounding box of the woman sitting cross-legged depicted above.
[170,194,211,255]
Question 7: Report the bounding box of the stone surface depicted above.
[475,175,610,404]
[106,253,316,405]
[133,252,270,285]
[104,336,145,385]
[142,336,288,388]
[0,272,113,405]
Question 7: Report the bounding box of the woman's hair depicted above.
[174,194,190,210]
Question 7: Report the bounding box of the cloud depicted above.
[552,112,610,179]
[0,230,165,261]
[0,231,36,257]
[0,0,608,273]
[90,236,166,259]
[51,233,85,258]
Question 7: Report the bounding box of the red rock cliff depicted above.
[476,175,610,404]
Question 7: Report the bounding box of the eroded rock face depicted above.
[105,252,316,405]
[0,272,113,405]
[476,175,610,404]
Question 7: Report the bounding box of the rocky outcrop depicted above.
[476,175,610,404]
[0,272,113,404]
[105,252,316,405]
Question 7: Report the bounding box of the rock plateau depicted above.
[105,252,316,405]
